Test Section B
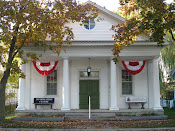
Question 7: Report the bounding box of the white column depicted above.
[153,58,162,110]
[16,63,26,110]
[109,58,119,110]
[147,61,154,108]
[25,62,31,109]
[61,57,70,110]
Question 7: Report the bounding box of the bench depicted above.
[126,97,147,109]
[34,98,54,109]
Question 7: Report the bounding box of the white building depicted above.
[16,1,165,115]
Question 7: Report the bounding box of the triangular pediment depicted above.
[84,0,125,23]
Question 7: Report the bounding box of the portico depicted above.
[16,55,163,111]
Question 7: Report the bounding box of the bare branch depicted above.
[7,26,19,67]
[12,36,27,60]
[170,29,175,41]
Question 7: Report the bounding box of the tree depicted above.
[112,0,175,62]
[0,59,19,105]
[159,32,175,98]
[0,0,98,121]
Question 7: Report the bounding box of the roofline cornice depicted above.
[84,1,126,23]
[68,41,167,46]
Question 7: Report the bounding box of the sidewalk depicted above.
[1,127,175,131]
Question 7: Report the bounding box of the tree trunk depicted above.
[0,29,18,121]
[0,69,10,121]
[0,83,5,121]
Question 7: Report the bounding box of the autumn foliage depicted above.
[0,0,98,121]
[112,0,175,62]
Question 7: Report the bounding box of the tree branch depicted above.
[170,29,175,41]
[7,26,19,67]
[12,36,27,60]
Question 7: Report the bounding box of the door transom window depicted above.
[80,71,99,79]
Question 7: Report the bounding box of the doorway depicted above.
[79,80,99,109]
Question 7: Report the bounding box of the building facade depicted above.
[16,1,164,112]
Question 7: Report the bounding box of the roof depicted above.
[84,0,126,23]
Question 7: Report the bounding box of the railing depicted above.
[5,102,18,115]
[89,96,91,120]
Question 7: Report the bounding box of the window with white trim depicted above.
[84,19,95,30]
[47,70,57,95]
[122,70,132,95]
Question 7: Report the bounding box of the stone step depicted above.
[65,113,115,117]
[116,115,168,120]
[65,115,115,118]
[65,112,116,121]
[65,116,116,121]
[12,117,64,121]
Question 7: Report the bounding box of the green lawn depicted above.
[164,107,175,119]
[1,107,175,129]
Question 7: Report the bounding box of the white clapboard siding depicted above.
[66,12,118,41]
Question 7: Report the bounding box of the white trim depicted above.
[83,1,125,22]
[68,41,162,47]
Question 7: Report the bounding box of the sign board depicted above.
[34,98,54,104]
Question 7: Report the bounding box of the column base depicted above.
[153,107,163,110]
[109,107,119,110]
[16,106,26,110]
[61,107,70,110]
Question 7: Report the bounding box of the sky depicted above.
[77,0,174,11]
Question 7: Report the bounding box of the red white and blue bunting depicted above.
[33,61,58,75]
[122,61,146,75]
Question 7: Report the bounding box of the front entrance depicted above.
[79,80,99,109]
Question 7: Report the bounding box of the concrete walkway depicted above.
[1,127,175,131]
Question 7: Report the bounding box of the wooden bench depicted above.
[34,98,54,109]
[126,97,147,109]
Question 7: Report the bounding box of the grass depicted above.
[164,107,175,119]
[1,107,175,129]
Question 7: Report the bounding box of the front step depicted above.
[65,112,116,121]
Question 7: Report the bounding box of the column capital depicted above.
[110,57,115,61]
[62,56,69,60]
[153,56,160,59]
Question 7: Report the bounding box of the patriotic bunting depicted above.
[122,61,146,75]
[33,61,58,75]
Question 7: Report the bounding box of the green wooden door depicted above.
[79,80,89,109]
[79,80,99,109]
